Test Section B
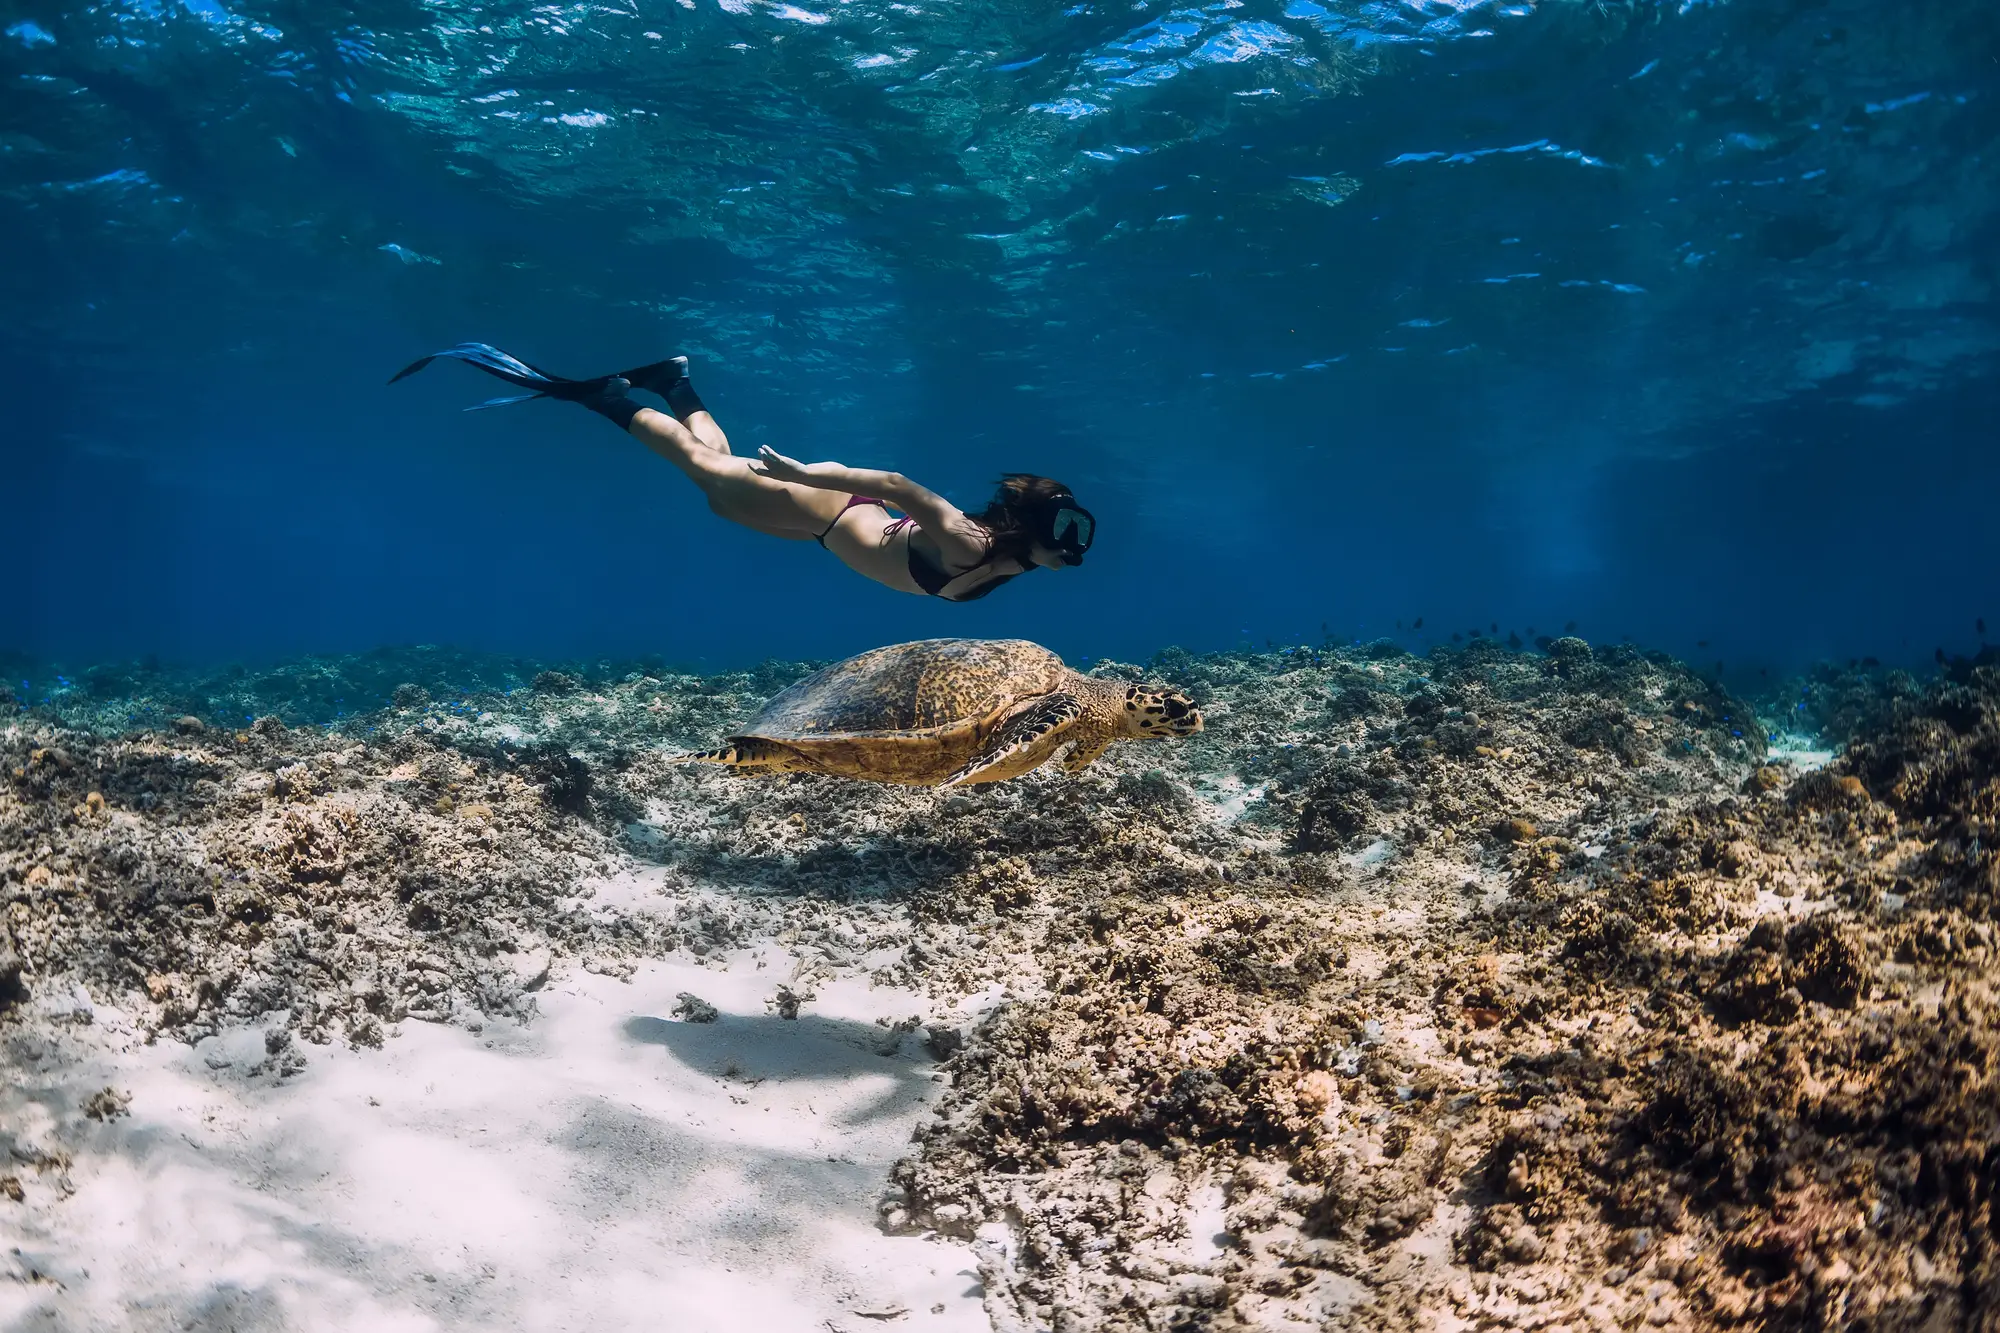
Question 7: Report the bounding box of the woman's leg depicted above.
[626,408,843,540]
[679,405,731,455]
[629,360,732,455]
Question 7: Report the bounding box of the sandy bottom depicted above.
[2,956,986,1333]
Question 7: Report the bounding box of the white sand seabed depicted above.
[1765,731,1836,771]
[1,953,993,1332]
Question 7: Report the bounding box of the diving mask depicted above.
[1036,496,1095,564]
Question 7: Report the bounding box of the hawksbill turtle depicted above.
[670,638,1202,787]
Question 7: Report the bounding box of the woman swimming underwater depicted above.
[392,344,1095,602]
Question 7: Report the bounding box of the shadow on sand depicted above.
[622,1009,943,1126]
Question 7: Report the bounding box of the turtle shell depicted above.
[746,639,1067,741]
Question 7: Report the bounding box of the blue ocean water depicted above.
[4,0,1995,675]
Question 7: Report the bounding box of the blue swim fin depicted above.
[388,342,616,411]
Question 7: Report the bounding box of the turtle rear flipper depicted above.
[940,694,1084,788]
[669,738,815,773]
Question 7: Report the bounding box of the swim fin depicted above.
[390,343,700,426]
[618,354,707,417]
[388,342,623,412]
[616,355,689,399]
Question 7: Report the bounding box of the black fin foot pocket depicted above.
[618,356,690,399]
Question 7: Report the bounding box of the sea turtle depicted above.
[670,638,1202,787]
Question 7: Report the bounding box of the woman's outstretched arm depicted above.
[750,447,990,563]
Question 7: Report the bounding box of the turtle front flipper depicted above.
[940,694,1085,787]
[668,737,815,774]
[1060,733,1113,773]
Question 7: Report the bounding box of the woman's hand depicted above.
[749,445,821,485]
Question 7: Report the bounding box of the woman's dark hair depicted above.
[971,474,1073,563]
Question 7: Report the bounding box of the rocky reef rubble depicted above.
[4,638,1994,1331]
[885,646,2000,1331]
[0,647,821,1052]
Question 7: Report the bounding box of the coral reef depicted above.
[0,648,810,1049]
[889,651,2000,1331]
[4,639,1994,1330]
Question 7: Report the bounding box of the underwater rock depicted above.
[1785,915,1869,1008]
[1712,919,1802,1024]
[1543,635,1593,678]
[0,945,25,1009]
[1293,767,1381,850]
[511,947,553,992]
[1745,763,1787,793]
[889,652,1996,1328]
[531,670,579,695]
[523,747,595,818]
[923,1023,963,1059]
[672,992,720,1023]
[4,641,1995,1328]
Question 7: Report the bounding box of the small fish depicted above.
[1413,617,1424,630]
[1696,640,1709,649]
[1470,628,1483,638]
[1490,622,1498,634]
[1563,620,1578,634]
[1452,632,1463,643]
[1936,647,1947,664]
[1980,618,1988,636]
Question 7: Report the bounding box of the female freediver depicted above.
[391,344,1094,602]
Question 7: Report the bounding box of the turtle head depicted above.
[1120,685,1203,740]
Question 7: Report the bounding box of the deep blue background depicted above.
[5,0,1996,673]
